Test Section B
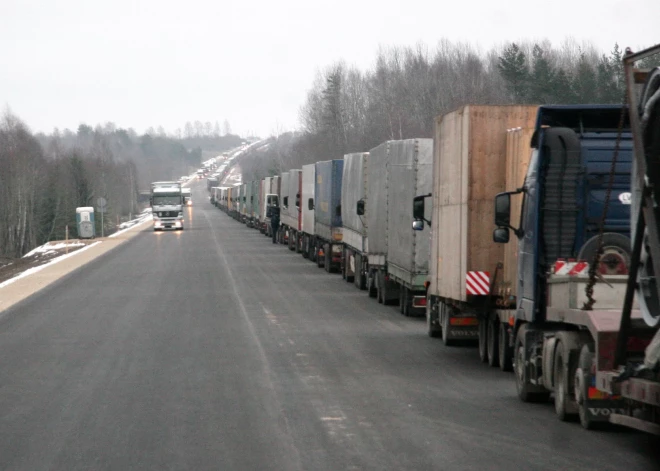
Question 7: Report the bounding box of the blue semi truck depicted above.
[312,159,344,272]
[413,102,659,430]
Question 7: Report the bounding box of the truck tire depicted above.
[399,288,405,314]
[324,244,332,273]
[498,323,513,372]
[341,249,348,281]
[487,316,500,367]
[302,235,309,259]
[441,303,455,346]
[354,253,366,290]
[376,272,384,304]
[554,340,578,421]
[427,304,441,338]
[288,232,295,251]
[575,344,601,430]
[515,325,551,403]
[402,288,411,317]
[382,277,397,306]
[478,317,488,363]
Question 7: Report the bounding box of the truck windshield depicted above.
[153,196,181,205]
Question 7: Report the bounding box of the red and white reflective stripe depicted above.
[553,260,589,275]
[466,271,490,296]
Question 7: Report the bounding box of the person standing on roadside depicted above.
[270,205,280,244]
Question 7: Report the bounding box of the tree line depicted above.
[1,116,240,259]
[240,39,657,183]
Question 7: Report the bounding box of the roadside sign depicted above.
[97,197,107,208]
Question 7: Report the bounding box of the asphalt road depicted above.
[0,181,657,471]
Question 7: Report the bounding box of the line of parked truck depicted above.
[208,48,660,436]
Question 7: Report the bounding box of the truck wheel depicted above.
[487,317,500,367]
[441,304,455,346]
[554,340,578,421]
[575,344,602,430]
[376,272,384,304]
[324,244,332,273]
[354,254,365,290]
[427,304,442,338]
[302,236,309,259]
[399,288,405,314]
[382,278,396,306]
[288,232,295,251]
[498,323,513,372]
[478,317,488,362]
[514,326,550,403]
[341,249,348,280]
[402,289,411,317]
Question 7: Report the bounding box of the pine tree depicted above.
[497,43,529,102]
[529,45,555,104]
[596,55,620,103]
[573,52,598,103]
[609,43,625,97]
[551,68,578,103]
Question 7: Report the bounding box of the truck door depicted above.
[518,149,540,323]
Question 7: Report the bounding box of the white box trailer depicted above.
[300,164,316,259]
[386,139,433,315]
[278,172,290,244]
[340,152,369,289]
[282,169,302,252]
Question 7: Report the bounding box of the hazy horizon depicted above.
[2,0,658,138]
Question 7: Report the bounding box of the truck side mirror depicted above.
[494,193,511,227]
[413,195,426,220]
[308,198,314,210]
[356,199,365,216]
[295,193,300,208]
[283,196,288,208]
[336,204,341,217]
[413,220,424,231]
[493,227,510,243]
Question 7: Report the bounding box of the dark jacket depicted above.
[270,207,280,226]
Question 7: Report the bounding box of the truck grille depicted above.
[157,211,178,218]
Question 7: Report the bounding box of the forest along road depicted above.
[0,181,656,471]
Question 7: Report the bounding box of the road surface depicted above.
[0,181,657,470]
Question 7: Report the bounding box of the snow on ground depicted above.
[110,212,153,238]
[0,242,102,289]
[23,242,86,258]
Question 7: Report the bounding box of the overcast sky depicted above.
[1,0,658,138]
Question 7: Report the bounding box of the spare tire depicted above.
[634,67,660,328]
[577,233,631,275]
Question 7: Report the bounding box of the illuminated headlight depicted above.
[174,221,181,227]
[187,201,192,206]
[154,221,161,227]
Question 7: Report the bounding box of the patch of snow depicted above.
[0,242,102,289]
[23,242,86,258]
[109,214,153,238]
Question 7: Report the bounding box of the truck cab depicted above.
[151,182,184,231]
[495,106,632,324]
